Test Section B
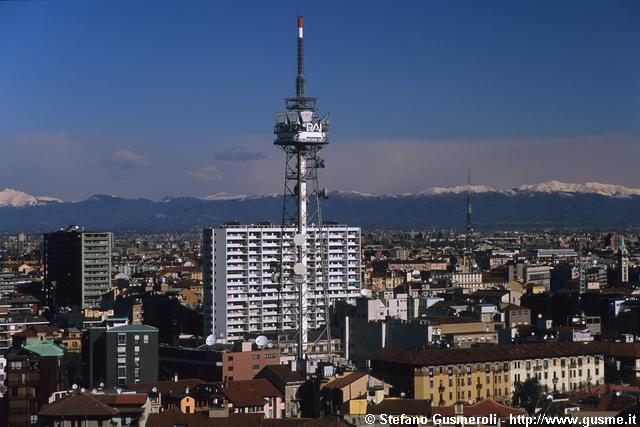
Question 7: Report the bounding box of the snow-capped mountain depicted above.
[514,181,640,198]
[0,188,62,207]
[2,181,640,231]
[334,181,640,199]
[201,193,279,201]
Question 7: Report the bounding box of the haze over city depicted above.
[0,0,638,200]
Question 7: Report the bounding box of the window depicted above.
[118,366,126,378]
[144,335,149,344]
[118,333,126,345]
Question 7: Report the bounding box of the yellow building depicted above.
[371,342,606,407]
[415,361,510,406]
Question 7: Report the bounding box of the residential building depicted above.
[0,312,49,353]
[39,391,151,427]
[255,364,305,418]
[43,226,113,308]
[222,378,284,418]
[370,342,606,405]
[202,224,361,341]
[4,341,67,427]
[83,323,159,387]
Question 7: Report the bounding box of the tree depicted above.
[512,377,543,414]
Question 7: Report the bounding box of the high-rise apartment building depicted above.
[43,226,112,308]
[203,224,362,341]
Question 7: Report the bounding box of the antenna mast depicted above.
[274,16,331,370]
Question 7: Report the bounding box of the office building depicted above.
[44,226,113,308]
[203,224,361,341]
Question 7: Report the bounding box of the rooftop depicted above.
[23,340,66,357]
[371,342,604,367]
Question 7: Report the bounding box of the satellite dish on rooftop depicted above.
[205,334,217,346]
[72,384,78,390]
[255,335,269,347]
[152,387,158,393]
[360,289,372,298]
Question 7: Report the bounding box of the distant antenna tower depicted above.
[464,171,474,273]
[273,16,331,364]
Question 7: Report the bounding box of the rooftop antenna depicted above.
[296,16,305,97]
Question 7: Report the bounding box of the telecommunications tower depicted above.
[273,16,331,366]
[464,171,475,273]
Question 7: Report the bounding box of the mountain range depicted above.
[1,181,640,231]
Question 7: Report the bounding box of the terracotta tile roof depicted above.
[605,342,640,358]
[263,417,351,427]
[39,393,119,417]
[371,342,604,367]
[147,411,263,427]
[369,399,431,415]
[469,290,509,298]
[223,379,283,408]
[257,364,305,383]
[223,388,267,407]
[96,393,149,406]
[595,395,637,412]
[225,379,283,399]
[573,384,640,401]
[432,399,526,419]
[323,372,367,390]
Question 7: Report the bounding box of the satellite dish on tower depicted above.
[255,335,269,347]
[294,262,306,275]
[293,233,305,246]
[205,334,217,346]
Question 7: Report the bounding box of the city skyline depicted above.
[0,0,638,200]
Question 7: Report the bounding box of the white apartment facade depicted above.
[203,224,362,341]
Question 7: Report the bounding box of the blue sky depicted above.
[0,0,638,200]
